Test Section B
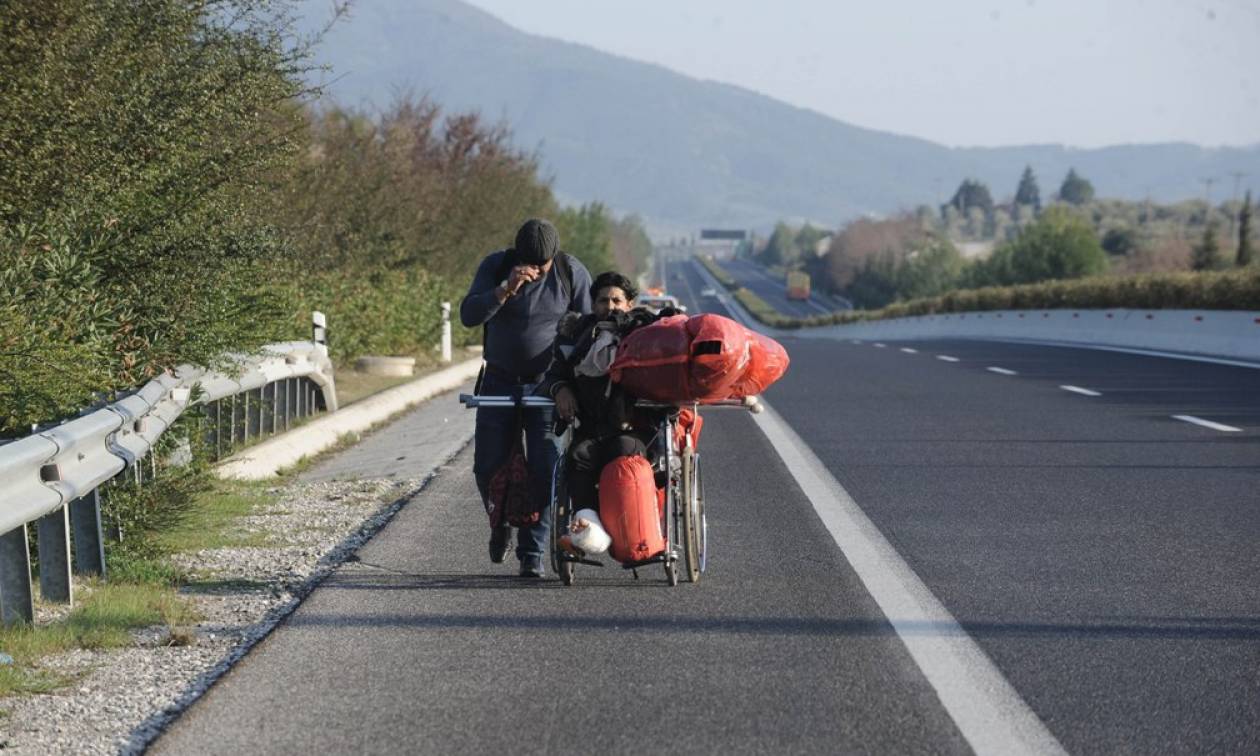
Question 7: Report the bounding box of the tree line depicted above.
[0,0,652,436]
[752,165,1255,310]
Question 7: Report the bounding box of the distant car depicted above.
[699,287,717,297]
[636,294,686,314]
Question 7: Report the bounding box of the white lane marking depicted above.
[751,403,1066,756]
[936,355,960,362]
[1059,385,1102,397]
[874,343,887,348]
[987,367,1017,375]
[1172,415,1243,432]
[900,347,919,354]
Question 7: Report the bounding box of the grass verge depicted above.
[696,255,738,289]
[0,476,281,698]
[0,583,200,697]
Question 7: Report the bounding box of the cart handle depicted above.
[458,393,555,408]
[634,396,763,414]
[459,393,763,413]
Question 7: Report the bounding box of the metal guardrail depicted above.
[0,314,337,625]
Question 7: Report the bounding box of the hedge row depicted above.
[696,255,737,288]
[731,267,1260,330]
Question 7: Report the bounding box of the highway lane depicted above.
[152,405,968,754]
[715,257,834,318]
[152,256,1258,754]
[153,259,972,753]
[671,255,1260,754]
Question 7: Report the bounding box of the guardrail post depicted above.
[0,524,35,626]
[281,378,291,430]
[70,489,107,578]
[441,302,452,363]
[36,505,73,603]
[242,391,252,442]
[298,377,307,418]
[214,399,224,459]
[260,383,273,435]
[231,393,242,445]
[312,310,328,348]
[267,382,278,435]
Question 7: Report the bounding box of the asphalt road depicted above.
[712,257,837,318]
[151,257,1259,754]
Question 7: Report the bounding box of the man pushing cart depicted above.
[461,268,788,585]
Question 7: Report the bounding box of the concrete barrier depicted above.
[216,358,482,480]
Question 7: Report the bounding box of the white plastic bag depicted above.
[568,508,611,555]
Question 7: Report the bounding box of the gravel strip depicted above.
[0,467,449,755]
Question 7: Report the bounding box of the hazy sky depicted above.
[461,0,1260,149]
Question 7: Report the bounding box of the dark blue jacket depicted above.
[459,250,593,378]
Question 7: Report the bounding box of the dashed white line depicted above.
[874,343,887,348]
[1059,385,1102,397]
[1172,415,1243,432]
[987,367,1017,375]
[900,347,919,354]
[936,355,960,362]
[751,403,1067,756]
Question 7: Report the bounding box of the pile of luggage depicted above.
[565,313,789,565]
[610,313,789,402]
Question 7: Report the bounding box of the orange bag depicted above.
[685,314,751,400]
[599,455,665,564]
[609,315,692,401]
[726,329,790,398]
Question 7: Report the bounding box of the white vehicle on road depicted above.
[637,294,687,313]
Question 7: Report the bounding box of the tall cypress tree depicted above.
[1237,190,1254,266]
[1014,165,1041,212]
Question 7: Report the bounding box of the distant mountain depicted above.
[298,0,1260,233]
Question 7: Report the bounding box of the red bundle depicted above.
[599,455,665,563]
[611,313,789,402]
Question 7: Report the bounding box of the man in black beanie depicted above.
[460,218,593,577]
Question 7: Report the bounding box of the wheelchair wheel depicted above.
[664,558,678,587]
[682,449,705,583]
[549,455,575,585]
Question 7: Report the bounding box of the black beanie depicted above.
[514,218,559,265]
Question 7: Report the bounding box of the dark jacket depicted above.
[459,250,593,378]
[539,308,660,439]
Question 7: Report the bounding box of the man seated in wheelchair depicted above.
[537,271,678,514]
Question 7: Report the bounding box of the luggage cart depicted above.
[459,393,761,586]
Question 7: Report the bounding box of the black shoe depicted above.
[489,525,511,563]
[519,554,544,579]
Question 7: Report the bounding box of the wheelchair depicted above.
[460,393,759,586]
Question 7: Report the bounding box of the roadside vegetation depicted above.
[0,0,654,439]
[744,166,1255,316]
[0,0,652,688]
[712,263,1260,330]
